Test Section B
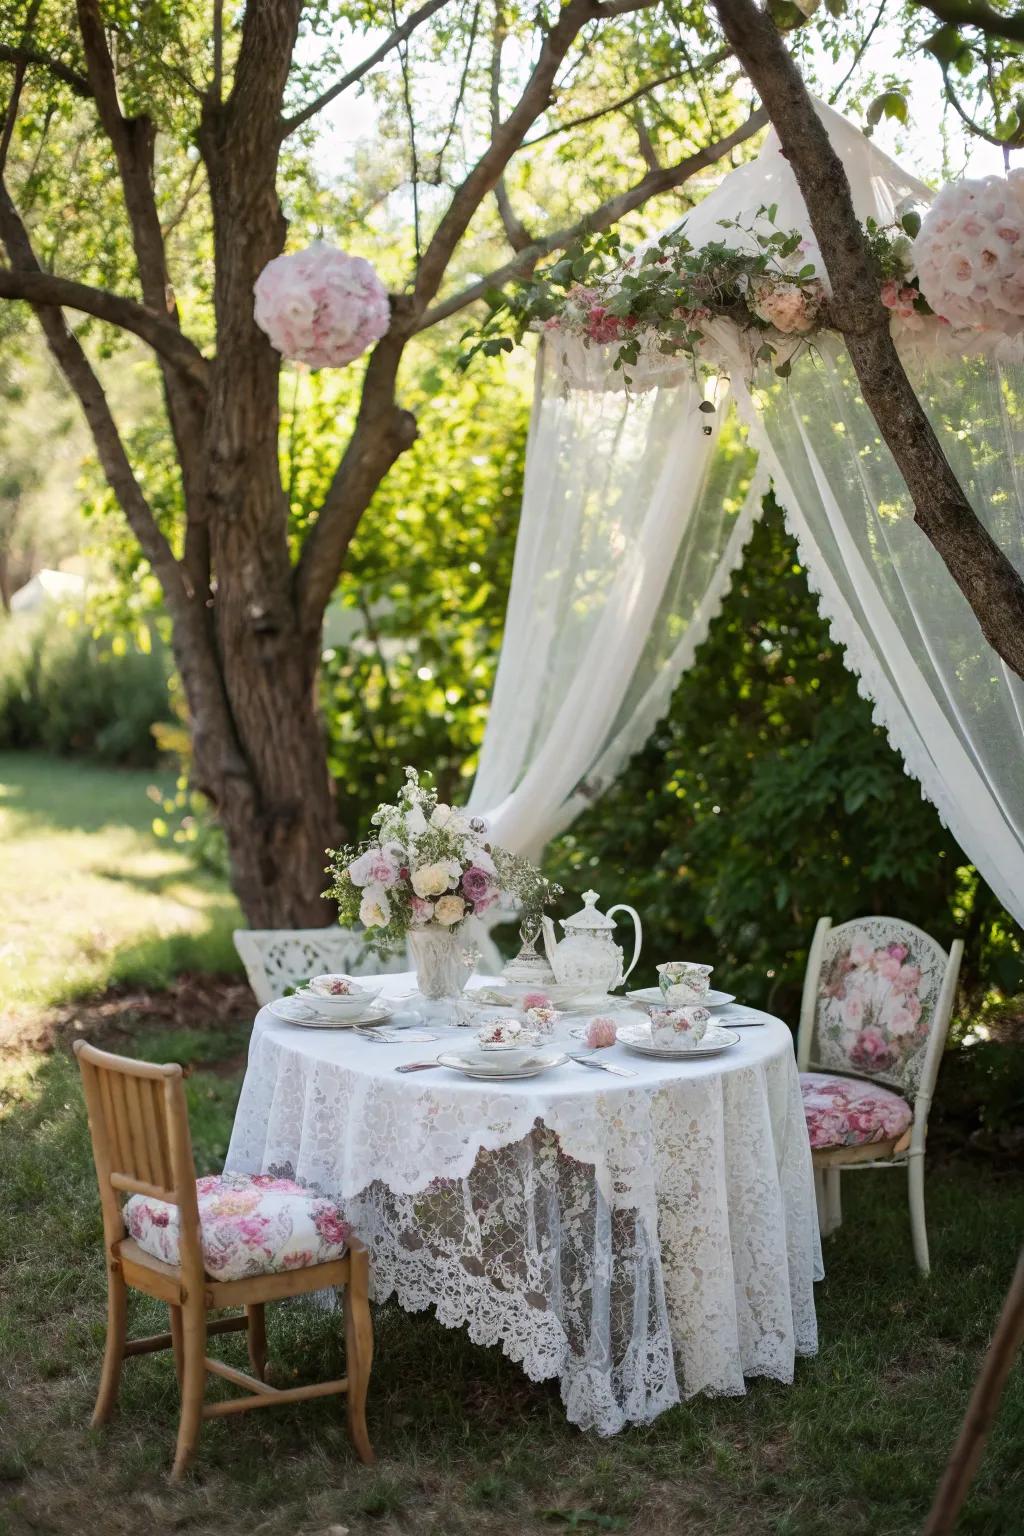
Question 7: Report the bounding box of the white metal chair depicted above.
[233,927,411,1006]
[797,915,963,1275]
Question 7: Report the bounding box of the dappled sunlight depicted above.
[0,756,241,1019]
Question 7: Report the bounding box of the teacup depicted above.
[657,961,713,1005]
[649,1004,711,1050]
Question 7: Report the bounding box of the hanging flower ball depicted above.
[913,173,1024,333]
[253,241,391,368]
[747,276,824,335]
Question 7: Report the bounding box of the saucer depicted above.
[435,1047,568,1080]
[626,986,736,1010]
[616,1023,740,1060]
[268,996,395,1030]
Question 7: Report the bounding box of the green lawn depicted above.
[0,752,241,1023]
[0,753,1021,1536]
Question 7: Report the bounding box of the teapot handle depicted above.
[606,904,642,987]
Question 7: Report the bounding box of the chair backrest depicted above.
[233,925,411,1006]
[74,1040,204,1281]
[797,915,964,1100]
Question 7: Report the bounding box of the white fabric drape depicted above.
[469,102,1024,926]
[467,348,764,854]
[727,339,1024,923]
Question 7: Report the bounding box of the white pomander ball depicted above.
[913,172,1024,334]
[253,240,391,368]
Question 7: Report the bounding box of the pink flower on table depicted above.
[585,1017,617,1049]
[848,1027,895,1072]
[461,866,493,903]
[523,992,552,1010]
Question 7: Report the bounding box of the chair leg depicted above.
[168,1305,185,1389]
[825,1167,842,1234]
[909,1154,931,1277]
[91,1258,128,1426]
[343,1249,375,1466]
[246,1303,267,1382]
[170,1299,207,1482]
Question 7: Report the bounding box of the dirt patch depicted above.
[0,973,256,1064]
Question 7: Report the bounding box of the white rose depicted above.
[471,847,496,877]
[347,849,376,888]
[404,803,427,835]
[359,885,391,928]
[429,804,453,828]
[411,862,450,898]
[434,894,466,926]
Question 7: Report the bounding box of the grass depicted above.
[1,752,1022,1536]
[0,751,241,1022]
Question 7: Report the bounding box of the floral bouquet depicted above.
[324,768,555,955]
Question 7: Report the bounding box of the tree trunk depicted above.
[712,0,1024,682]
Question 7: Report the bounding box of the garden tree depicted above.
[0,0,765,926]
[712,0,1024,680]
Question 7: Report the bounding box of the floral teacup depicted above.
[476,1017,534,1051]
[657,961,713,1005]
[649,1004,711,1050]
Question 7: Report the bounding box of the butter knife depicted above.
[569,1054,637,1077]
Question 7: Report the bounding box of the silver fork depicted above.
[569,1053,637,1078]
[394,1061,441,1073]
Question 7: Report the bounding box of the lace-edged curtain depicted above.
[466,342,765,855]
[727,338,1024,925]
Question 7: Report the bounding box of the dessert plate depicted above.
[616,1023,740,1060]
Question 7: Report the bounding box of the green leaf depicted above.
[900,210,922,239]
[924,24,968,67]
[698,400,716,413]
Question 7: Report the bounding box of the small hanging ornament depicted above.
[913,172,1024,335]
[253,240,391,368]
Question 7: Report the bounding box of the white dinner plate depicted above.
[616,1023,740,1060]
[470,983,631,1015]
[436,1048,568,1080]
[626,986,736,1010]
[268,996,396,1030]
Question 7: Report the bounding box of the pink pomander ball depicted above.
[913,172,1024,333]
[585,1016,617,1049]
[748,277,824,335]
[253,240,391,368]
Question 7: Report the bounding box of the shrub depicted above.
[0,613,170,764]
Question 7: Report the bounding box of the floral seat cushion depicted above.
[800,1072,913,1152]
[124,1172,351,1282]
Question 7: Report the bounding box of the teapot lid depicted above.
[563,889,616,930]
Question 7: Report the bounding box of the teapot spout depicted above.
[540,913,559,974]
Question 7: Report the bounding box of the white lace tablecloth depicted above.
[226,974,822,1433]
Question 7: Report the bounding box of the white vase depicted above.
[408,927,472,1003]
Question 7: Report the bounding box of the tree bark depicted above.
[712,0,1024,682]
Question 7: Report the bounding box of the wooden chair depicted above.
[74,1039,374,1480]
[797,915,963,1275]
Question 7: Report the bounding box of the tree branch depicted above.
[418,108,767,328]
[713,0,1024,680]
[0,43,91,98]
[912,0,1024,46]
[0,267,208,391]
[412,0,660,311]
[523,68,690,148]
[281,0,453,136]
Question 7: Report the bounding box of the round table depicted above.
[226,975,822,1434]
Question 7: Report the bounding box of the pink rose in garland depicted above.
[747,276,824,335]
[253,240,391,368]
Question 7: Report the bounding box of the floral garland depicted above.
[462,207,933,389]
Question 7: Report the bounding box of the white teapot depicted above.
[541,889,642,996]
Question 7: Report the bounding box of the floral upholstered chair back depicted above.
[810,917,951,1096]
[234,927,411,1007]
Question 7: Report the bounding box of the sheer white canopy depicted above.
[467,103,1024,926]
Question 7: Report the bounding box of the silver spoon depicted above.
[569,1053,637,1078]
